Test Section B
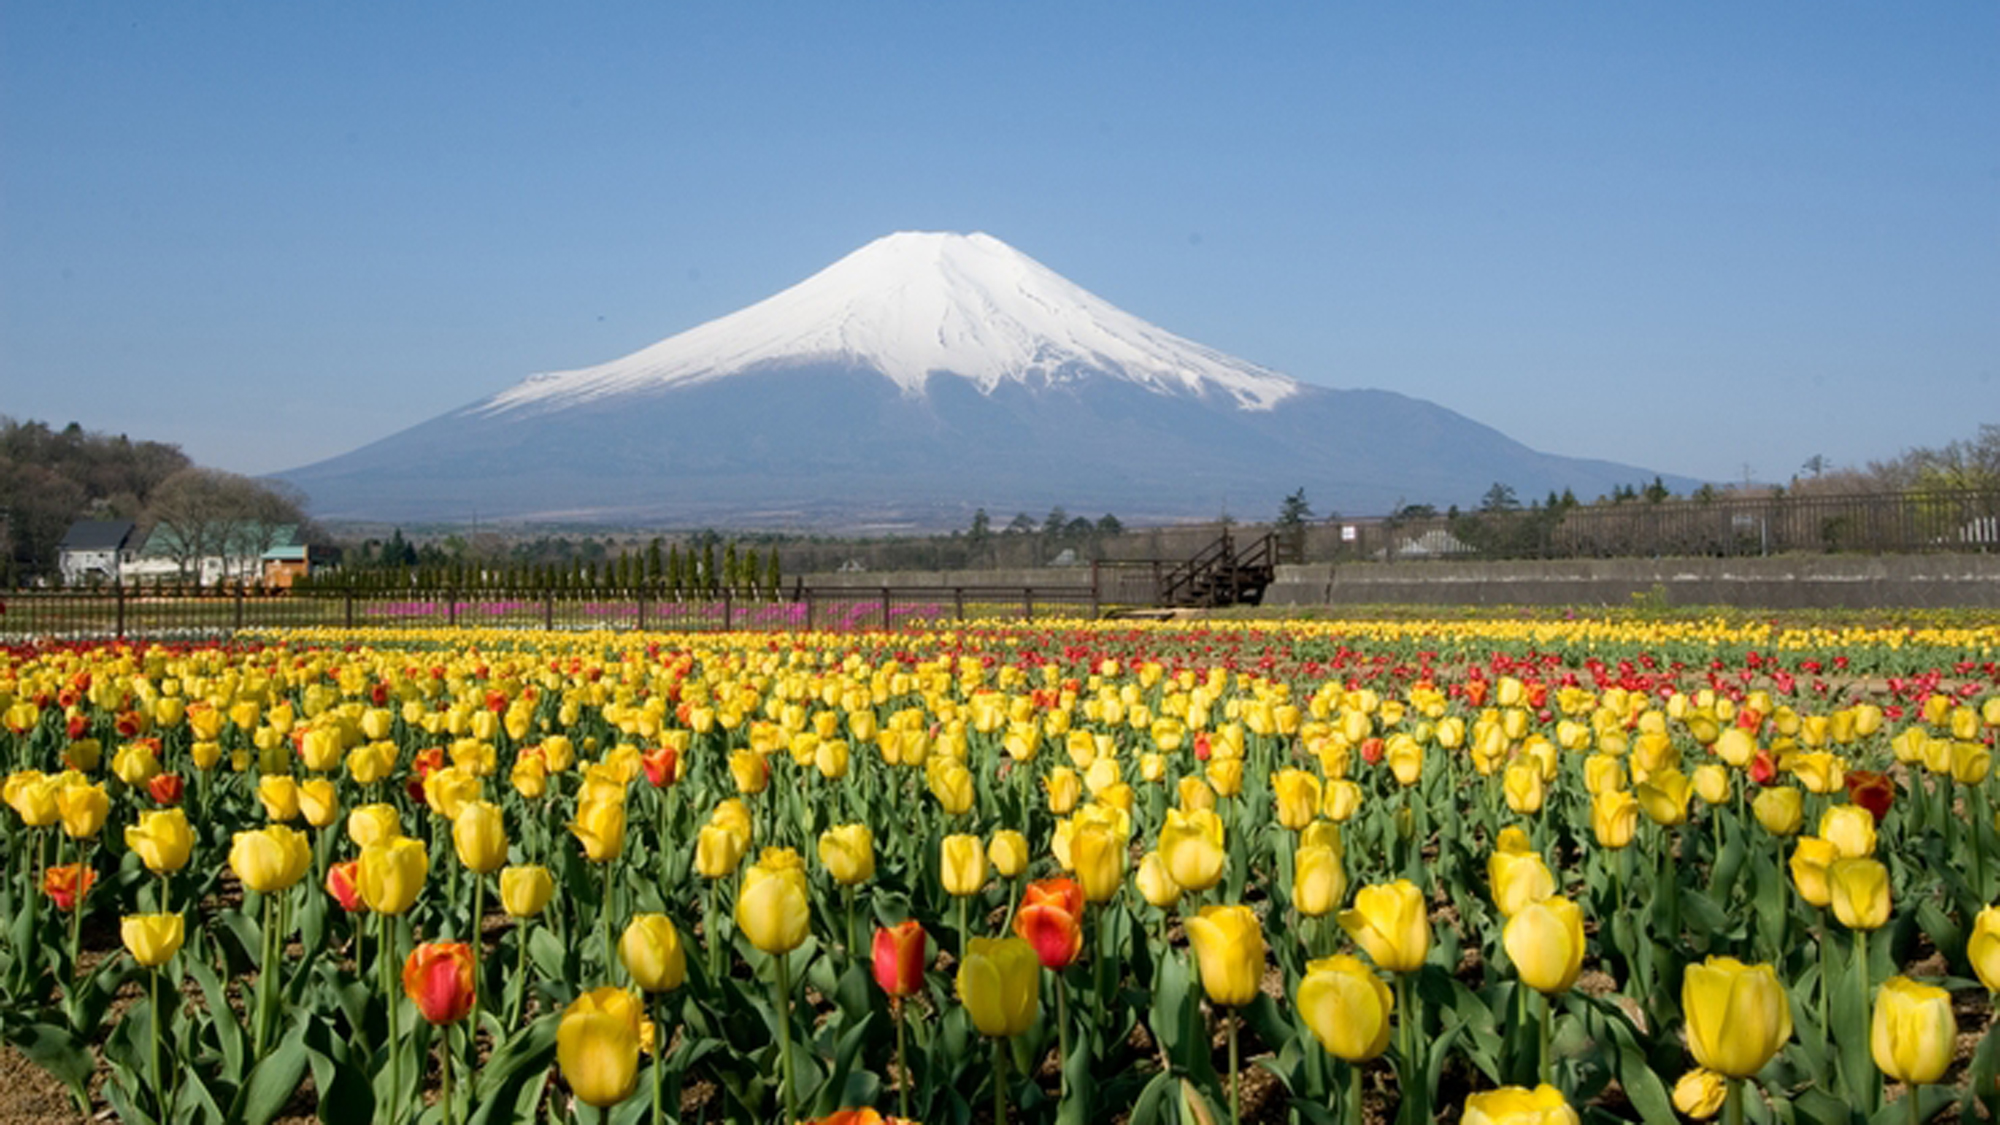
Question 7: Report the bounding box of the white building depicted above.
[56,521,139,586]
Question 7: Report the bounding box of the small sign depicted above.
[1340,525,1358,542]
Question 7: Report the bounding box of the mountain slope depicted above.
[281,232,1697,526]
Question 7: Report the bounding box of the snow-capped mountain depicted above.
[481,232,1296,413]
[281,232,1694,527]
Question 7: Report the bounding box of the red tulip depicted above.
[643,744,678,788]
[1846,770,1894,824]
[325,859,367,913]
[1748,748,1778,787]
[871,920,926,1001]
[45,863,95,912]
[148,773,184,806]
[1014,877,1085,970]
[402,941,476,1024]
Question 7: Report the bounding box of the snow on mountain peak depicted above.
[479,231,1299,414]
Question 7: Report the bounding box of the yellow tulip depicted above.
[1681,956,1792,1078]
[124,808,193,874]
[4,771,59,827]
[1871,976,1954,1086]
[1502,760,1545,815]
[1789,752,1846,794]
[940,834,987,897]
[818,824,875,886]
[1691,763,1730,806]
[557,987,643,1108]
[1635,769,1693,827]
[347,741,396,786]
[1828,857,1890,930]
[1752,787,1803,836]
[1505,896,1583,994]
[1296,953,1393,1061]
[736,851,810,954]
[56,778,110,839]
[571,798,626,863]
[1159,807,1226,893]
[453,800,508,874]
[987,830,1029,879]
[1489,849,1556,919]
[1338,880,1430,974]
[1953,741,1991,786]
[500,864,555,917]
[112,741,160,787]
[1178,776,1217,813]
[1185,903,1265,1007]
[1583,754,1626,797]
[1293,844,1346,918]
[1207,757,1244,797]
[929,761,975,815]
[1272,769,1321,830]
[230,824,312,894]
[121,912,185,967]
[1323,778,1363,822]
[358,836,427,914]
[728,749,768,795]
[1135,851,1182,909]
[619,914,686,993]
[296,778,339,829]
[348,803,401,848]
[956,936,1040,1037]
[1671,1069,1727,1120]
[1462,1084,1579,1125]
[1819,804,1876,858]
[1387,737,1424,786]
[694,824,747,880]
[1712,728,1756,768]
[1045,766,1082,815]
[1789,837,1839,908]
[1969,905,2000,993]
[1070,820,1124,903]
[424,766,482,821]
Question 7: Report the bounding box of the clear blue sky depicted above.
[4,2,1995,498]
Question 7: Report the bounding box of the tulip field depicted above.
[3,616,2000,1125]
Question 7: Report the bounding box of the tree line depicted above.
[299,537,783,598]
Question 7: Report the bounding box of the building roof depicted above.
[59,520,136,552]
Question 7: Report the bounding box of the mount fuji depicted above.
[281,232,1694,527]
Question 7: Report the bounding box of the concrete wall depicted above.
[1265,556,2000,609]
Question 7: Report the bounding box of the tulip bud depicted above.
[1293,844,1346,918]
[558,987,644,1108]
[1871,976,1954,1086]
[1186,903,1264,1007]
[736,850,811,954]
[125,808,193,874]
[1592,790,1639,849]
[326,859,367,913]
[1819,804,1877,858]
[1489,849,1556,919]
[358,836,427,914]
[1135,850,1182,909]
[1070,820,1124,903]
[1789,836,1838,908]
[694,823,747,880]
[818,824,875,886]
[121,912,185,967]
[619,914,686,993]
[1505,896,1584,994]
[500,864,555,917]
[1160,807,1226,893]
[1681,956,1793,1077]
[453,800,508,874]
[231,824,312,894]
[987,830,1028,879]
[1752,787,1803,836]
[1971,905,2000,994]
[1338,880,1430,974]
[872,919,926,1001]
[571,798,626,863]
[1297,953,1393,1061]
[403,942,476,1024]
[1828,857,1891,931]
[56,778,110,839]
[1462,1085,1579,1125]
[956,937,1040,1037]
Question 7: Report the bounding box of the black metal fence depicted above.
[0,583,1110,641]
[1321,489,2000,562]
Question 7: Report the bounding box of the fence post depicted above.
[1089,568,1101,619]
[804,589,815,630]
[543,593,554,631]
[636,591,647,632]
[344,590,355,630]
[446,590,458,627]
[882,587,891,630]
[116,583,126,640]
[1024,587,1034,620]
[723,587,733,632]
[234,583,246,631]
[954,587,965,621]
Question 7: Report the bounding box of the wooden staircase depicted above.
[1154,531,1279,608]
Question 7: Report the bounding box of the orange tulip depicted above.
[403,941,476,1024]
[1014,877,1085,970]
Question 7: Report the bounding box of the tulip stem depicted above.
[1538,989,1553,1088]
[1345,1061,1362,1125]
[1724,1077,1743,1125]
[992,1036,1009,1125]
[439,1025,455,1125]
[958,896,971,965]
[149,966,163,1118]
[508,920,529,1029]
[774,952,797,1124]
[1909,1081,1923,1125]
[1056,971,1070,1100]
[704,881,720,982]
[894,999,911,1122]
[602,860,616,985]
[1855,931,1876,1114]
[382,911,401,1125]
[1227,1007,1242,1125]
[68,841,87,981]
